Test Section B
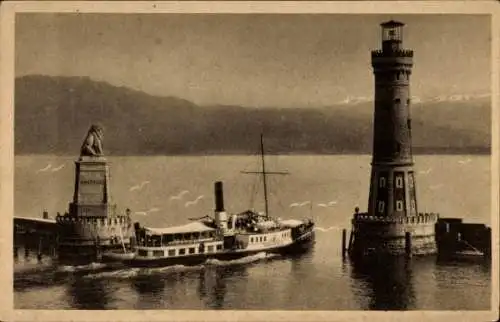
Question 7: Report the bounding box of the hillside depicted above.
[14,75,491,155]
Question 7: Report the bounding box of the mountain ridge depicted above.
[14,75,491,156]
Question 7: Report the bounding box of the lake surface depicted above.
[13,155,492,310]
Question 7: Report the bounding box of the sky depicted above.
[15,13,491,108]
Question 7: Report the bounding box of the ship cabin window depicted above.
[260,237,263,242]
[379,177,386,188]
[153,250,164,257]
[138,249,148,257]
[183,233,191,240]
[164,234,174,243]
[411,200,416,210]
[250,237,254,243]
[168,249,176,257]
[179,248,186,255]
[193,232,200,239]
[396,200,404,211]
[189,247,196,254]
[173,234,181,241]
[264,236,267,242]
[216,244,222,251]
[208,245,214,253]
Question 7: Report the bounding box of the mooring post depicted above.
[24,245,29,259]
[341,229,347,258]
[405,232,412,258]
[348,229,354,253]
[94,236,102,262]
[37,236,43,262]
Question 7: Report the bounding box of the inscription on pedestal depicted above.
[78,169,106,204]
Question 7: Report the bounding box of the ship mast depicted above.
[241,134,289,220]
[260,134,270,219]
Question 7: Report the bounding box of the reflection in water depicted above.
[350,256,416,310]
[14,262,63,292]
[132,273,166,296]
[68,276,110,309]
[199,265,247,309]
[128,264,247,309]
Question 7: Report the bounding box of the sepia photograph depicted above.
[1,1,499,321]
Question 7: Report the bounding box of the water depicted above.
[14,155,492,310]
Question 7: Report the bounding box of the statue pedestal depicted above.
[56,125,136,261]
[69,156,114,217]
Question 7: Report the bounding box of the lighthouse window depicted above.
[396,200,404,211]
[379,177,386,188]
[396,176,404,188]
[378,201,385,213]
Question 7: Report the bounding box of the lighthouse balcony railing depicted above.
[353,212,440,224]
[371,49,414,58]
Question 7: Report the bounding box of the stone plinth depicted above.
[69,156,112,216]
[349,212,438,257]
[56,154,135,258]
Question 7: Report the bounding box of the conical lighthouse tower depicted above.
[349,21,438,258]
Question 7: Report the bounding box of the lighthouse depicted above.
[369,20,416,220]
[348,21,438,257]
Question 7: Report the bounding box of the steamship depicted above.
[120,135,315,268]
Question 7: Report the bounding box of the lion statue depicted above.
[80,124,104,157]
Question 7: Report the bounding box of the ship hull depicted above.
[123,230,315,268]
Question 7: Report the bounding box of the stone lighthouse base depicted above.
[348,212,439,258]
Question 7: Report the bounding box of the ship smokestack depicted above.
[215,181,225,212]
[214,181,228,232]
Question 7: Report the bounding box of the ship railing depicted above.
[136,237,217,248]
